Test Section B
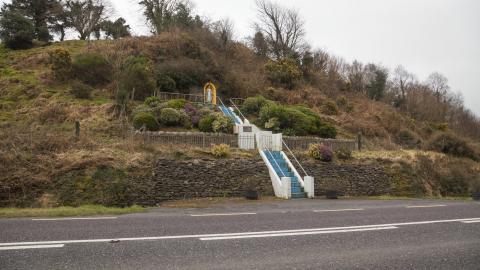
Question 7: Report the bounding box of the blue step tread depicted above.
[264,150,307,199]
[219,105,241,124]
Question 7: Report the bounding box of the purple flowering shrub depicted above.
[308,143,333,162]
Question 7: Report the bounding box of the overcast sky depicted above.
[1,0,479,115]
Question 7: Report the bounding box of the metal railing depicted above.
[156,92,204,103]
[230,98,245,106]
[282,140,309,177]
[229,98,248,123]
[217,96,228,108]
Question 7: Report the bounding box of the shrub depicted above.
[159,108,182,126]
[336,96,348,108]
[265,58,302,89]
[133,112,159,131]
[317,123,337,139]
[198,114,216,132]
[144,96,161,107]
[212,113,234,133]
[48,48,72,81]
[72,53,112,86]
[119,56,155,101]
[132,104,153,116]
[259,103,337,138]
[335,148,352,160]
[211,144,230,158]
[184,103,201,127]
[241,96,268,115]
[55,166,134,207]
[115,87,129,109]
[0,10,35,50]
[427,133,477,160]
[322,101,339,115]
[396,129,421,148]
[165,99,187,109]
[437,166,471,196]
[308,144,333,162]
[156,74,177,92]
[155,58,209,92]
[470,175,480,194]
[70,81,93,99]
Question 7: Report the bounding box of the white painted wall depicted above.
[304,176,315,199]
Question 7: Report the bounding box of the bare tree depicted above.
[312,49,330,73]
[392,65,416,101]
[65,0,112,40]
[426,72,449,102]
[254,0,306,60]
[212,18,234,50]
[347,60,365,93]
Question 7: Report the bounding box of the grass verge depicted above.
[342,195,472,201]
[0,205,148,219]
[159,197,281,208]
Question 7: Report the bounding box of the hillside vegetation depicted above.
[1,0,479,207]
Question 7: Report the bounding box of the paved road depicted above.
[1,199,479,269]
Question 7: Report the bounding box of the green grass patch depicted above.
[0,205,147,219]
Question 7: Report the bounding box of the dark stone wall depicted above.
[151,158,273,201]
[146,157,392,203]
[304,162,392,196]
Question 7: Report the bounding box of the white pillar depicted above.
[272,133,283,151]
[304,176,315,198]
[281,177,291,199]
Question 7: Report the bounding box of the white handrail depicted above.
[282,140,309,177]
[229,98,248,122]
[281,151,305,188]
[217,96,228,108]
[264,149,286,177]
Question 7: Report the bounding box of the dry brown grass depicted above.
[353,150,447,163]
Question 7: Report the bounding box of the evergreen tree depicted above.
[0,4,36,49]
[6,0,62,42]
[103,18,131,40]
[367,69,388,101]
[252,31,268,58]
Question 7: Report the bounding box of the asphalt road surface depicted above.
[1,199,479,270]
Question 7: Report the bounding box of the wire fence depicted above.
[283,136,358,151]
[135,131,358,151]
[156,92,205,103]
[136,131,239,148]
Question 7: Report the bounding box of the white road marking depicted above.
[200,226,397,241]
[190,213,257,217]
[0,244,64,251]
[406,205,447,208]
[1,217,479,247]
[461,219,480,224]
[313,208,364,213]
[32,217,117,221]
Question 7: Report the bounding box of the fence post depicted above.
[74,120,80,140]
[357,133,362,151]
[202,133,206,148]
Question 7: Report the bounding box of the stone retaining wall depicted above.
[151,158,272,201]
[303,162,392,196]
[148,158,392,202]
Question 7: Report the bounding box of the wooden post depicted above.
[357,133,362,151]
[75,120,80,140]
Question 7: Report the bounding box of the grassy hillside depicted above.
[1,29,479,207]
